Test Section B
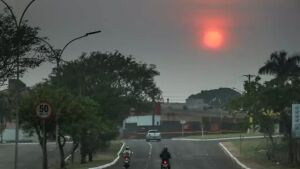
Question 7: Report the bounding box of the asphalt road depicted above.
[107,139,240,169]
[0,143,71,169]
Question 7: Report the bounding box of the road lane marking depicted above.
[219,142,251,169]
[144,142,153,169]
[148,142,152,157]
[89,141,125,169]
[64,149,79,162]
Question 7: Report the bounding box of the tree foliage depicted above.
[50,51,162,122]
[228,51,300,164]
[18,51,161,167]
[0,9,48,85]
[258,51,300,85]
[189,87,241,107]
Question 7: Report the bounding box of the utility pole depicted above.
[243,74,255,83]
[243,74,256,134]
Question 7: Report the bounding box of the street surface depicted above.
[0,142,71,169]
[108,139,240,169]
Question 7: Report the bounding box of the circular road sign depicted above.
[36,102,52,119]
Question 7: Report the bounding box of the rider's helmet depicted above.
[125,146,130,150]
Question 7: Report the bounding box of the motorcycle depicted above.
[123,156,130,169]
[161,160,170,169]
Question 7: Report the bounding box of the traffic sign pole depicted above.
[180,120,186,137]
[42,119,47,169]
[35,102,52,169]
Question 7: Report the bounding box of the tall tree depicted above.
[258,51,300,85]
[259,51,300,164]
[50,51,162,122]
[19,83,70,169]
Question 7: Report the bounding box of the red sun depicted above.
[203,30,223,49]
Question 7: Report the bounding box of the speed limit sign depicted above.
[36,102,52,119]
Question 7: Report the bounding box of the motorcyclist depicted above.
[122,146,133,160]
[160,146,171,169]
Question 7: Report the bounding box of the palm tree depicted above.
[258,51,300,86]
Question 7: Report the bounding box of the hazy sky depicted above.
[2,0,300,102]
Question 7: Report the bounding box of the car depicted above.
[146,130,161,142]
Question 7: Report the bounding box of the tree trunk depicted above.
[282,114,294,164]
[295,140,299,165]
[80,133,87,164]
[268,132,276,161]
[0,131,3,143]
[58,134,66,168]
[34,125,47,169]
[297,140,300,166]
[288,135,294,164]
[88,152,93,162]
[80,146,87,164]
[71,141,79,163]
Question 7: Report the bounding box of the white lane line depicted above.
[144,142,153,169]
[148,142,152,157]
[89,141,125,169]
[219,142,251,169]
[64,148,79,162]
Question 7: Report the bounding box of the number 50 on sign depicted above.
[36,102,52,119]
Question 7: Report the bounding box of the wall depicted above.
[1,129,38,143]
[123,115,161,129]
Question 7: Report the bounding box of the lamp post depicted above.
[39,30,101,150]
[55,30,101,146]
[0,1,37,169]
[34,30,100,168]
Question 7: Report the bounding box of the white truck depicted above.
[146,130,161,142]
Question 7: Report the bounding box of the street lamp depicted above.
[34,30,101,168]
[0,1,37,169]
[1,1,101,168]
[53,30,101,149]
[60,30,102,60]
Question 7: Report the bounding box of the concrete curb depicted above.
[219,142,251,169]
[172,135,283,142]
[89,141,125,169]
[0,142,56,145]
[0,141,75,145]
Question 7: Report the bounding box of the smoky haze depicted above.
[3,0,300,102]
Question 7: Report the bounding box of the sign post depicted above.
[180,120,186,137]
[292,104,300,138]
[36,102,52,169]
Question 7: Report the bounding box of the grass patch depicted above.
[67,140,123,169]
[223,138,294,169]
[186,132,263,139]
